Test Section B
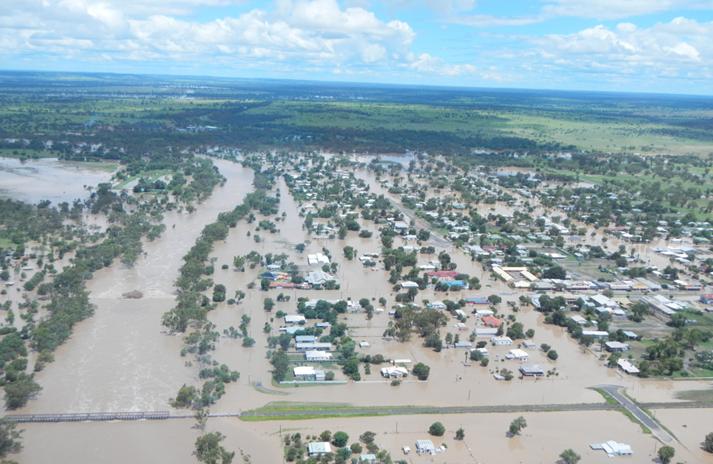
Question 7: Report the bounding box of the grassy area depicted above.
[674,389,713,402]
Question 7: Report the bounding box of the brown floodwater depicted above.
[0,157,116,204]
[14,159,253,416]
[11,157,713,464]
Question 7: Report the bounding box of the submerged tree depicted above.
[194,432,234,464]
[508,416,527,436]
[559,448,581,464]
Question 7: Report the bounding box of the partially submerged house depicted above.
[590,441,633,457]
[308,442,332,457]
[293,366,326,381]
[519,364,545,376]
[415,440,436,455]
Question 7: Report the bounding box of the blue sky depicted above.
[2,0,713,94]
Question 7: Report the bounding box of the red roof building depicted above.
[425,270,459,279]
[481,315,502,328]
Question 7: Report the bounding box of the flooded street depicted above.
[0,157,116,204]
[9,155,713,464]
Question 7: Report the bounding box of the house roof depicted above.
[308,442,332,454]
[481,315,502,327]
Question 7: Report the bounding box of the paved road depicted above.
[597,384,675,444]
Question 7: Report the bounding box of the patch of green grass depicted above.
[674,389,713,402]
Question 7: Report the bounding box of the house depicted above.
[481,315,502,328]
[279,326,306,335]
[427,300,447,310]
[425,270,459,279]
[582,330,609,339]
[305,350,332,361]
[295,342,332,352]
[519,364,545,376]
[305,270,336,286]
[475,327,498,337]
[454,341,473,349]
[440,280,467,290]
[400,281,419,289]
[392,220,409,233]
[465,296,490,305]
[293,366,326,381]
[491,336,513,346]
[570,315,588,326]
[359,454,377,463]
[590,441,633,457]
[701,294,713,305]
[295,335,317,344]
[506,349,529,361]
[605,341,630,352]
[307,253,330,266]
[380,366,409,378]
[617,359,640,375]
[415,440,436,455]
[308,442,332,457]
[475,309,494,317]
[284,314,306,325]
[622,330,639,340]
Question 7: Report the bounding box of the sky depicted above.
[1,0,713,94]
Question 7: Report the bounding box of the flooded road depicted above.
[11,155,713,464]
[0,157,116,204]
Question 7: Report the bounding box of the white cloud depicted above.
[531,17,712,79]
[452,0,713,28]
[1,0,481,77]
[406,52,477,76]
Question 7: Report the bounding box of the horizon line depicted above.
[2,68,713,100]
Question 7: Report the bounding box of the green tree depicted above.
[704,432,713,453]
[271,350,290,382]
[658,445,675,464]
[455,428,465,440]
[429,422,445,437]
[4,374,41,409]
[412,362,430,381]
[0,418,22,458]
[194,432,234,464]
[547,350,559,361]
[172,384,198,409]
[332,431,349,448]
[508,416,527,436]
[559,448,580,464]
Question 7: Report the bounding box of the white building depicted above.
[308,442,332,456]
[305,350,332,361]
[491,336,513,346]
[506,349,529,361]
[381,366,409,378]
[590,441,633,457]
[415,440,436,455]
[293,366,326,381]
[284,314,306,325]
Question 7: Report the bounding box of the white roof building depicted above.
[305,350,333,361]
[617,359,640,375]
[506,349,529,360]
[415,440,436,455]
[307,253,330,266]
[284,314,306,324]
[308,442,332,456]
[590,441,633,457]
